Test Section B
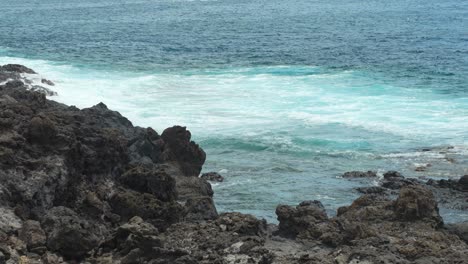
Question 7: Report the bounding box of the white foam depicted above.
[1,56,467,149]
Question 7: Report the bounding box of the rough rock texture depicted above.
[0,65,467,264]
[342,170,377,178]
[200,172,225,182]
[0,64,56,96]
[274,186,467,263]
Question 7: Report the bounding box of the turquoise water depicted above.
[1,0,467,222]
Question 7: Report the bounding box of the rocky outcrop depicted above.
[200,171,225,182]
[342,170,377,178]
[274,185,467,263]
[0,64,56,97]
[0,64,37,74]
[0,65,467,264]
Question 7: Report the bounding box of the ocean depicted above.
[1,0,467,222]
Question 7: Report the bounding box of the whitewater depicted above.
[1,0,467,222]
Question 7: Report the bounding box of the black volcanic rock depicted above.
[41,206,101,259]
[0,65,467,264]
[201,171,225,182]
[459,175,468,190]
[342,170,377,178]
[161,126,206,177]
[0,64,37,74]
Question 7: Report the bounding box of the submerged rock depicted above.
[342,170,377,178]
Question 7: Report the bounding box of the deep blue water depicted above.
[1,0,467,222]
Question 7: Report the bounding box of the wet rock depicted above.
[276,200,328,238]
[41,79,55,86]
[383,171,404,179]
[29,85,57,96]
[394,185,442,226]
[200,172,224,182]
[0,64,36,74]
[459,175,468,191]
[342,171,377,178]
[41,207,100,259]
[381,171,418,190]
[356,186,387,194]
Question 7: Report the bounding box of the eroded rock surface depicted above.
[0,65,467,264]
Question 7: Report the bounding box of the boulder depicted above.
[41,79,55,86]
[18,220,46,254]
[458,175,468,191]
[276,200,328,238]
[185,196,218,221]
[27,115,57,145]
[41,207,100,259]
[200,172,225,182]
[342,171,377,178]
[161,126,206,177]
[383,171,403,179]
[445,222,468,243]
[356,186,387,194]
[119,166,177,202]
[394,185,442,226]
[109,189,183,231]
[0,64,36,74]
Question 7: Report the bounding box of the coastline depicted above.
[0,65,467,263]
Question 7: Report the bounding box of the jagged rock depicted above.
[109,189,183,231]
[18,220,46,254]
[342,171,377,178]
[394,185,443,226]
[1,65,467,264]
[459,175,468,191]
[276,200,328,238]
[41,207,101,259]
[119,166,177,202]
[216,213,267,236]
[185,196,218,221]
[445,222,468,243]
[161,126,206,177]
[27,115,57,144]
[381,172,417,190]
[200,172,224,182]
[0,207,22,234]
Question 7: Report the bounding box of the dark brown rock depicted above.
[394,185,443,226]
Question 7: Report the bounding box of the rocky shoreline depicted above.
[0,65,467,264]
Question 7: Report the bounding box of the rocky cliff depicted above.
[0,65,467,264]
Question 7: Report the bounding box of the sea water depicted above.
[1,0,467,223]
